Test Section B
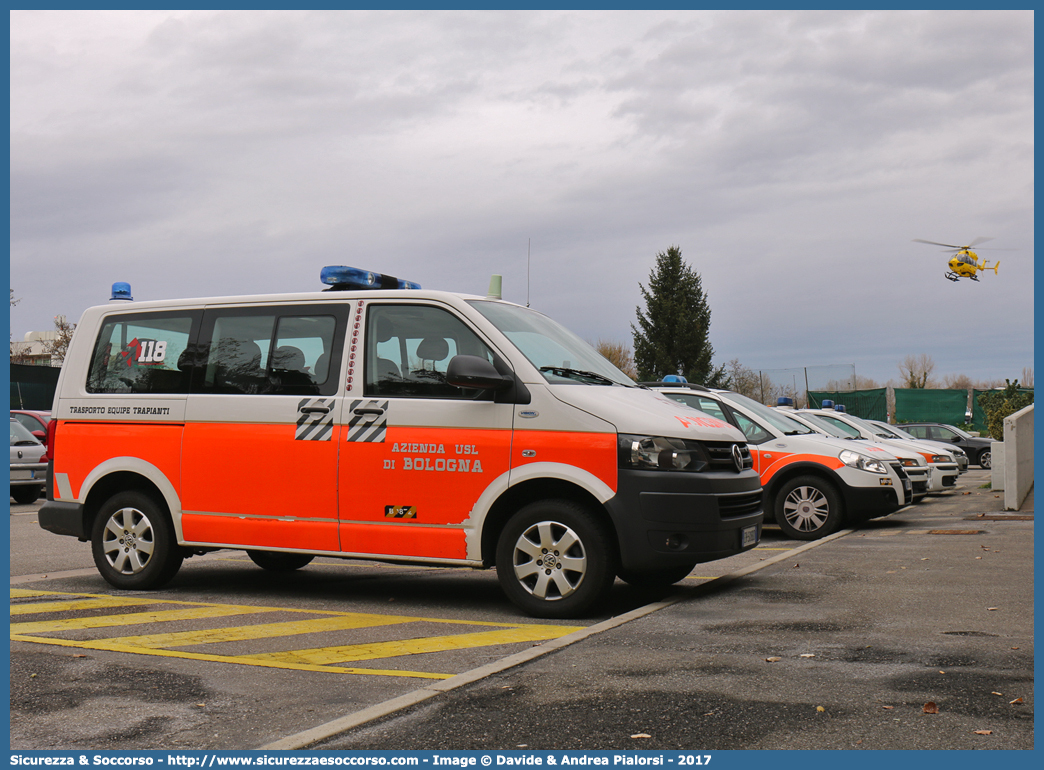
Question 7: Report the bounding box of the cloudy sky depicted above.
[9,9,1034,387]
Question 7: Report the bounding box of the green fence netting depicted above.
[10,363,61,410]
[894,388,968,426]
[807,388,887,420]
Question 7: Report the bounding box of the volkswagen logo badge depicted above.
[731,444,745,472]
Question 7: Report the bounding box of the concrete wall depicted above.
[996,404,1034,511]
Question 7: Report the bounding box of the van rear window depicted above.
[86,312,199,394]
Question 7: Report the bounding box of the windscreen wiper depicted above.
[539,366,617,386]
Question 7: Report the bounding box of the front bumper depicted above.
[604,468,764,572]
[927,464,960,492]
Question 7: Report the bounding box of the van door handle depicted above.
[353,407,385,417]
[300,405,331,415]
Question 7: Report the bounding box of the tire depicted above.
[247,550,315,571]
[11,485,42,504]
[496,500,615,619]
[91,491,184,590]
[617,564,696,589]
[978,450,992,470]
[775,475,845,541]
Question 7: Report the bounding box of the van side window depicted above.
[197,307,347,396]
[366,305,495,399]
[86,312,199,394]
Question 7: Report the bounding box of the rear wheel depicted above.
[247,550,315,571]
[617,564,696,589]
[11,485,42,504]
[496,499,615,619]
[775,476,845,540]
[978,449,992,470]
[91,491,184,589]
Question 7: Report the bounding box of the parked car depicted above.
[774,407,932,501]
[795,405,959,495]
[867,420,969,474]
[648,382,912,540]
[10,418,47,504]
[900,423,994,469]
[11,409,51,441]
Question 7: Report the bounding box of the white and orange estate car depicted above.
[38,267,763,618]
[648,382,913,540]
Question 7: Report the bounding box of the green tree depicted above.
[977,379,1034,441]
[632,245,727,386]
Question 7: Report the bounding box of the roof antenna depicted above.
[527,238,531,307]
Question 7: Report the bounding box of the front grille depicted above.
[942,475,957,487]
[719,491,763,519]
[889,462,909,481]
[703,441,753,472]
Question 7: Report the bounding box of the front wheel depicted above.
[978,450,992,470]
[247,550,315,571]
[775,476,845,540]
[496,500,615,619]
[91,491,184,589]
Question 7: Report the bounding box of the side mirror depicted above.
[446,355,513,391]
[31,430,46,441]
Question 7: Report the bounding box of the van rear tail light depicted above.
[46,419,58,459]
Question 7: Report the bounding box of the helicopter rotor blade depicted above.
[967,236,994,248]
[913,238,964,249]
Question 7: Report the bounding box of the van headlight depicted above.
[619,434,708,472]
[929,455,951,464]
[839,449,887,474]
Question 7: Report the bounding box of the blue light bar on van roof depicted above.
[822,400,834,409]
[834,404,847,412]
[662,375,687,383]
[320,266,421,291]
[777,397,793,406]
[111,282,133,301]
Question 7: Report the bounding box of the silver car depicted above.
[10,418,47,504]
[868,420,969,474]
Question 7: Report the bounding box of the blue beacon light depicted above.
[110,282,134,301]
[662,375,688,383]
[320,266,421,291]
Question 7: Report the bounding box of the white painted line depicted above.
[259,533,848,750]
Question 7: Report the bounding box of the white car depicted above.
[649,383,913,540]
[867,420,969,474]
[10,418,47,504]
[796,405,959,494]
[774,407,931,502]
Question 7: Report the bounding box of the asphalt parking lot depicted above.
[307,472,1035,751]
[10,471,1034,751]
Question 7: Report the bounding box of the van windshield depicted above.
[468,301,634,386]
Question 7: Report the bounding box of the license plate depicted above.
[11,470,32,480]
[741,525,759,547]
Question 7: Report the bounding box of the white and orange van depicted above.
[39,267,763,618]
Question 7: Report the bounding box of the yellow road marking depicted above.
[97,613,420,649]
[11,596,163,615]
[10,589,585,679]
[9,634,453,679]
[11,605,282,635]
[244,625,579,665]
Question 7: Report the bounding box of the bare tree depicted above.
[725,358,762,400]
[943,373,974,390]
[594,339,637,380]
[1021,367,1034,388]
[824,374,880,391]
[43,315,77,365]
[898,354,936,389]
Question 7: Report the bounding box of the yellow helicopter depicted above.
[913,237,1005,282]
